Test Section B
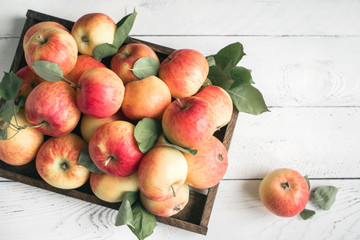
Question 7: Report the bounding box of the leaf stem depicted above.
[9,121,46,131]
[62,77,81,89]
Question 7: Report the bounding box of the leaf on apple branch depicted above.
[206,42,269,115]
[77,146,104,173]
[93,9,137,61]
[0,71,23,101]
[116,191,156,240]
[161,136,197,155]
[132,57,160,79]
[134,118,162,153]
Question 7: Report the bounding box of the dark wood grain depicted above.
[0,9,239,235]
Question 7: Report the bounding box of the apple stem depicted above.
[104,156,113,166]
[9,121,46,131]
[171,185,176,197]
[281,182,290,190]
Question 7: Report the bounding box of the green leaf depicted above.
[300,209,316,220]
[312,186,339,210]
[208,66,233,90]
[16,96,27,109]
[0,100,18,122]
[162,136,197,155]
[129,201,156,240]
[206,55,216,67]
[77,146,104,173]
[213,42,245,72]
[227,83,269,115]
[93,43,119,61]
[114,9,137,48]
[115,191,138,228]
[132,57,160,79]
[230,66,254,87]
[0,128,7,140]
[0,71,23,101]
[134,118,162,153]
[32,60,63,82]
[304,175,310,190]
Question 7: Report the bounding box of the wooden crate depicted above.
[0,9,239,235]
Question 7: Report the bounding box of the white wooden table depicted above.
[1,1,360,239]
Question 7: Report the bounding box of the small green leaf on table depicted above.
[134,118,162,153]
[161,136,197,155]
[300,209,316,220]
[132,57,160,79]
[0,71,23,101]
[213,42,245,72]
[304,175,310,190]
[77,146,104,173]
[32,60,63,82]
[312,186,339,210]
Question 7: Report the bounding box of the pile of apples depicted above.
[0,12,234,218]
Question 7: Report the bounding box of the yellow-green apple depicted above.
[138,146,188,201]
[162,96,216,149]
[195,85,233,129]
[25,81,81,137]
[158,49,209,98]
[140,183,189,217]
[24,28,78,76]
[16,65,44,97]
[90,172,138,203]
[65,55,106,84]
[36,133,90,189]
[88,120,143,177]
[76,67,124,118]
[23,21,69,50]
[0,109,44,166]
[259,168,310,217]
[184,136,228,189]
[71,13,116,56]
[80,110,126,142]
[110,43,159,85]
[121,75,171,120]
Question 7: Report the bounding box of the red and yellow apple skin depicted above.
[65,55,106,84]
[24,28,78,76]
[76,67,125,118]
[259,168,310,217]
[158,49,209,98]
[80,110,126,142]
[36,133,90,189]
[90,172,138,203]
[88,121,143,177]
[140,183,189,217]
[121,76,171,120]
[162,96,216,149]
[110,43,160,85]
[23,21,69,50]
[0,109,44,166]
[138,146,188,201]
[184,136,228,189]
[71,13,116,56]
[195,85,233,129]
[25,81,81,137]
[16,65,44,97]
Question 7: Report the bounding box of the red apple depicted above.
[162,96,216,149]
[90,172,138,203]
[25,81,81,137]
[140,183,189,217]
[24,28,78,76]
[138,146,188,201]
[184,136,228,189]
[88,120,143,177]
[259,168,310,217]
[23,21,69,50]
[158,49,209,98]
[16,65,44,97]
[195,85,233,129]
[0,109,44,166]
[71,13,117,56]
[110,43,159,85]
[80,110,126,142]
[36,133,90,189]
[76,67,125,118]
[65,55,106,84]
[121,75,171,120]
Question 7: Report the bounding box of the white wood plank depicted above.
[226,107,360,179]
[2,0,360,37]
[0,179,359,240]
